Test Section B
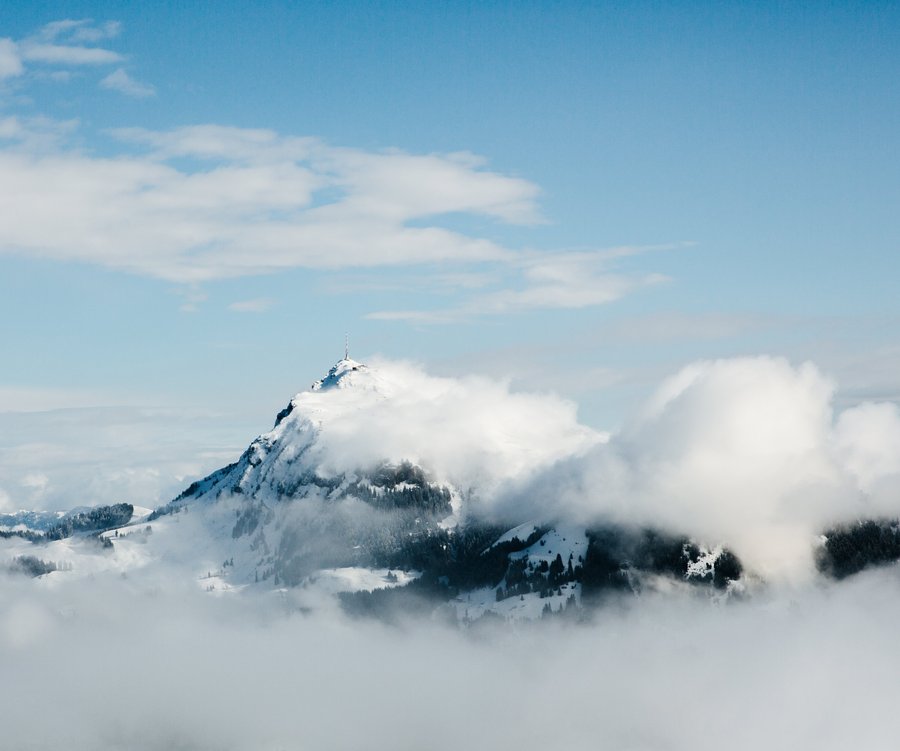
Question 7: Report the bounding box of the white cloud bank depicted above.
[299,358,603,495]
[290,356,900,583]
[497,356,900,582]
[2,564,900,750]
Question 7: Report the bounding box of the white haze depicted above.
[4,567,900,750]
[0,406,249,512]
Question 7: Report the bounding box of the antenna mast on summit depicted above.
[344,333,349,361]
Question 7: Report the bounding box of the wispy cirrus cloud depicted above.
[0,19,671,319]
[228,298,276,313]
[1,9,669,323]
[367,246,678,323]
[0,19,151,96]
[0,39,24,80]
[0,117,674,317]
[35,19,121,43]
[46,19,122,44]
[20,42,122,66]
[472,249,669,313]
[99,67,155,98]
[16,18,123,67]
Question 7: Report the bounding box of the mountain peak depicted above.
[311,357,368,391]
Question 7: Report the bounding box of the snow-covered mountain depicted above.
[142,357,464,587]
[8,354,898,623]
[164,357,459,512]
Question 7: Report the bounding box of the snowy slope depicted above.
[165,358,441,508]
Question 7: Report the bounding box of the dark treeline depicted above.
[44,503,133,540]
[8,555,62,577]
[817,519,900,579]
[341,522,744,620]
[581,527,742,600]
[0,503,133,547]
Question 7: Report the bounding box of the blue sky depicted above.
[1,2,899,508]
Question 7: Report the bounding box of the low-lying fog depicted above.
[3,567,899,750]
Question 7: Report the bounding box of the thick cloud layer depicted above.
[299,357,603,496]
[498,356,900,581]
[3,567,900,750]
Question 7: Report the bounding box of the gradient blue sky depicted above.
[1,2,899,508]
